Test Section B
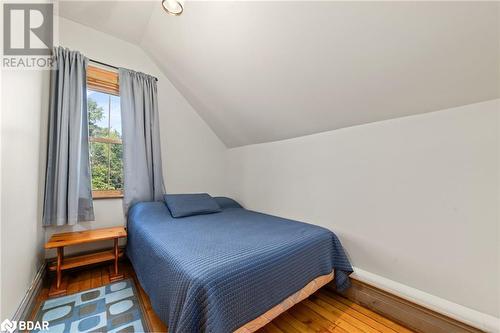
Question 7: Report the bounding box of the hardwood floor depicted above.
[33,260,415,333]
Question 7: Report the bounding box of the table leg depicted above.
[49,247,67,296]
[56,247,63,288]
[114,238,118,275]
[109,238,123,282]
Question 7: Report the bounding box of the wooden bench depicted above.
[45,226,127,296]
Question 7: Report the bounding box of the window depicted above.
[87,65,123,199]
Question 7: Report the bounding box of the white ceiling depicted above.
[59,1,156,44]
[60,1,500,147]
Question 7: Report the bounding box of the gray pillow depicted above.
[164,193,221,218]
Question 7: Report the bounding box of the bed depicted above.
[126,197,352,333]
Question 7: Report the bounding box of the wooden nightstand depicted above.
[45,226,127,296]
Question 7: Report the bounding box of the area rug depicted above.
[34,279,149,333]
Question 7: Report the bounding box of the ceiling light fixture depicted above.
[162,0,183,16]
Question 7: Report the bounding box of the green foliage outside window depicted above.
[88,92,123,191]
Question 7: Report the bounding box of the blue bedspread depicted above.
[126,201,352,333]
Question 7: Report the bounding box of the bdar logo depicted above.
[0,319,17,333]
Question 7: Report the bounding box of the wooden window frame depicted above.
[87,65,123,199]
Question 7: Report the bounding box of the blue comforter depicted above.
[126,201,352,333]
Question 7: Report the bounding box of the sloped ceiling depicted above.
[59,1,500,147]
[59,1,156,44]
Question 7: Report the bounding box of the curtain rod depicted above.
[89,58,159,82]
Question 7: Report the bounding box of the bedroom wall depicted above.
[44,17,229,257]
[226,100,500,323]
[1,69,49,319]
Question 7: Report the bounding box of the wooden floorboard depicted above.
[34,260,415,333]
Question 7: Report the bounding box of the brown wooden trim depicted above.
[89,137,122,144]
[92,190,123,199]
[87,65,119,96]
[327,278,484,333]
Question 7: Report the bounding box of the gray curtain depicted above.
[119,68,165,213]
[43,47,94,226]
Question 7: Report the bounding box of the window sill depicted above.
[92,190,124,200]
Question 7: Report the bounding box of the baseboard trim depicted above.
[11,262,46,325]
[329,267,499,333]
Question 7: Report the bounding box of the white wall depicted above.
[1,69,49,319]
[44,17,229,257]
[226,100,500,320]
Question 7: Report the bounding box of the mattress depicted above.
[126,201,352,333]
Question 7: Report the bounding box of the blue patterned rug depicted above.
[34,279,149,333]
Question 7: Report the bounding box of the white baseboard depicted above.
[11,262,46,325]
[351,266,500,333]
